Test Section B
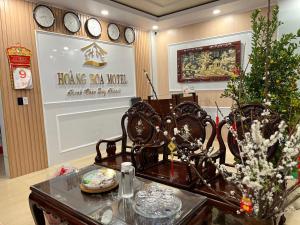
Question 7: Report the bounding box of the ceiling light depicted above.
[63,46,69,51]
[101,10,109,16]
[213,9,221,15]
[152,25,159,30]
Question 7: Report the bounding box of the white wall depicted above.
[36,31,136,165]
[278,0,300,87]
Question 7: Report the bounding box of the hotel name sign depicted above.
[57,42,128,97]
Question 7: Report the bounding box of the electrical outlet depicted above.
[23,97,28,105]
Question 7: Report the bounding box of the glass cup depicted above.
[119,162,135,198]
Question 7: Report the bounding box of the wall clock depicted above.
[63,11,81,33]
[107,23,120,41]
[85,18,102,38]
[124,27,135,44]
[33,4,55,28]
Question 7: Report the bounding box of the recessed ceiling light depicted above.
[63,46,69,51]
[213,9,221,15]
[101,10,109,16]
[152,25,159,30]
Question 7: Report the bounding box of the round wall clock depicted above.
[85,18,102,38]
[124,27,135,44]
[107,23,120,41]
[33,4,55,28]
[63,11,81,33]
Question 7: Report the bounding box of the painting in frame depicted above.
[177,41,241,82]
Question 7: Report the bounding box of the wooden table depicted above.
[29,164,210,225]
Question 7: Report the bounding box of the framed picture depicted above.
[177,41,241,82]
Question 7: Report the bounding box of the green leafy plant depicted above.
[223,6,300,127]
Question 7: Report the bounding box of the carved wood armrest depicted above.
[95,136,123,163]
[131,142,166,171]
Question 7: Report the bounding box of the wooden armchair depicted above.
[132,101,218,189]
[95,101,164,170]
[217,104,281,166]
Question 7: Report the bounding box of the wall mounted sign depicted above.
[177,41,241,82]
[33,4,55,28]
[81,42,107,67]
[36,31,136,103]
[6,46,33,89]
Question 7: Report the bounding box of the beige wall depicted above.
[0,0,151,177]
[155,8,268,107]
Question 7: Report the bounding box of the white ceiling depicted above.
[29,0,277,31]
[111,0,216,17]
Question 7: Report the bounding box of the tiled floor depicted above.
[0,151,299,225]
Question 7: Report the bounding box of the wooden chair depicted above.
[95,101,164,170]
[217,104,281,166]
[132,101,218,189]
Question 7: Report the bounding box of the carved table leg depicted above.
[29,193,46,225]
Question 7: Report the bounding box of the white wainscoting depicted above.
[36,32,136,165]
[56,106,128,153]
[43,97,132,165]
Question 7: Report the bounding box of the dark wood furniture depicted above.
[147,96,176,117]
[29,164,209,225]
[172,92,198,105]
[95,101,164,171]
[131,102,219,190]
[217,104,281,166]
[146,93,198,117]
[29,164,273,225]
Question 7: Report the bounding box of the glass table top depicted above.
[31,164,207,225]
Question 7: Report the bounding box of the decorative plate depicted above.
[33,4,55,28]
[107,23,120,41]
[81,168,117,190]
[85,18,102,38]
[63,11,81,33]
[124,27,135,44]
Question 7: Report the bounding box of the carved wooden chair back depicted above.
[95,101,163,166]
[121,101,162,152]
[167,101,216,151]
[217,104,281,165]
[163,101,217,184]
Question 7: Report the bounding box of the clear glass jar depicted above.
[119,162,135,198]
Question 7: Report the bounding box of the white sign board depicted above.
[36,31,136,103]
[36,31,136,165]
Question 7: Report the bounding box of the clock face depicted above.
[124,27,135,44]
[63,12,81,33]
[33,5,55,28]
[85,18,102,38]
[107,23,120,41]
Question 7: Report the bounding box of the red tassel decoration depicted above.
[170,160,174,177]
